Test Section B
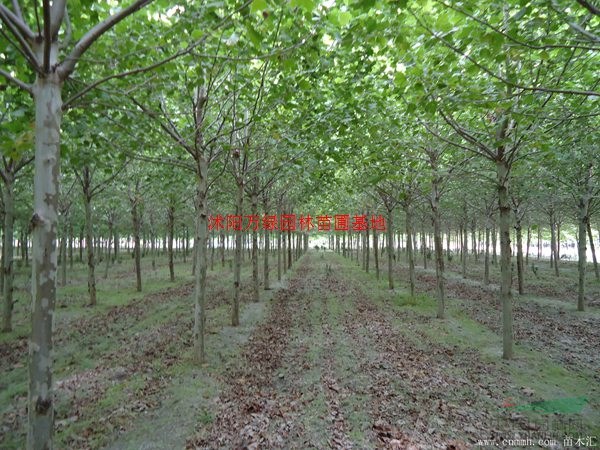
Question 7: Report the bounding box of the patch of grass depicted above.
[197,408,215,424]
[394,292,435,311]
[300,392,329,445]
[55,379,129,449]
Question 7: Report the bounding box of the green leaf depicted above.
[329,9,353,27]
[299,79,312,91]
[291,0,315,13]
[338,11,353,27]
[251,0,267,14]
[425,101,437,114]
[394,72,406,89]
[246,25,262,46]
[357,0,376,11]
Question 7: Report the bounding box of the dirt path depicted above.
[188,252,535,449]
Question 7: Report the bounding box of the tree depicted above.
[0,93,33,332]
[0,2,168,446]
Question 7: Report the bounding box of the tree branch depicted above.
[59,4,72,49]
[0,3,35,40]
[0,68,33,94]
[410,9,600,97]
[63,42,189,109]
[438,109,496,159]
[42,0,51,72]
[576,0,600,15]
[0,11,41,71]
[57,0,155,79]
[129,96,191,152]
[49,0,66,36]
[11,0,22,20]
[434,0,599,51]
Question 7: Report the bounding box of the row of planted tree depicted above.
[3,177,599,337]
[1,0,598,447]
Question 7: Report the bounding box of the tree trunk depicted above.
[113,228,118,263]
[2,179,15,332]
[421,229,427,270]
[263,197,270,290]
[405,206,416,297]
[515,219,524,295]
[431,184,445,319]
[232,180,243,326]
[587,221,599,281]
[103,223,112,280]
[209,229,214,271]
[277,203,282,281]
[365,212,370,273]
[220,231,225,268]
[193,171,209,362]
[151,231,156,271]
[536,225,541,261]
[183,227,188,264]
[347,228,352,259]
[461,217,467,277]
[68,224,73,269]
[251,189,259,301]
[29,71,62,450]
[1,204,6,297]
[491,223,497,265]
[282,209,287,274]
[497,159,513,360]
[525,225,531,266]
[557,221,561,261]
[577,195,590,312]
[83,192,96,306]
[60,221,68,287]
[550,214,559,276]
[167,205,175,282]
[191,226,197,276]
[131,193,142,292]
[471,219,477,261]
[78,227,83,263]
[373,229,380,280]
[484,220,490,285]
[287,226,292,270]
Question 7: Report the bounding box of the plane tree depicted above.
[0,90,33,332]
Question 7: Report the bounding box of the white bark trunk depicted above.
[193,173,208,362]
[251,189,259,301]
[577,197,589,311]
[404,206,415,298]
[387,208,394,289]
[497,159,513,360]
[29,73,62,450]
[84,192,96,305]
[232,181,243,326]
[2,178,15,332]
